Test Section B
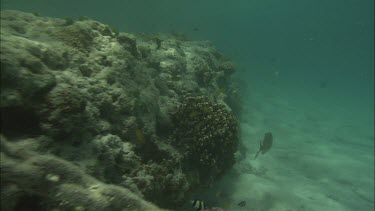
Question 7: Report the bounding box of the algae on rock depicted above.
[0,10,241,210]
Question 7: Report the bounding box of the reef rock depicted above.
[0,10,241,210]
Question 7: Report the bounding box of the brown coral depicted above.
[171,95,238,185]
[38,84,86,138]
[55,24,94,53]
[219,61,236,75]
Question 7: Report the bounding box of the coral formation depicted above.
[0,136,164,211]
[219,60,236,75]
[38,83,87,138]
[171,95,238,185]
[0,10,241,210]
[54,24,94,53]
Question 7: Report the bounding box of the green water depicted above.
[1,0,373,210]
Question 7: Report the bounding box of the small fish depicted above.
[238,201,246,207]
[254,132,273,159]
[191,199,208,211]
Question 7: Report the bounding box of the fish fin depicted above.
[254,150,261,159]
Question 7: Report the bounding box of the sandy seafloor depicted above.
[185,70,374,211]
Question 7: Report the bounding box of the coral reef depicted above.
[0,136,164,211]
[0,10,241,210]
[171,95,238,185]
[38,83,87,138]
[54,23,94,53]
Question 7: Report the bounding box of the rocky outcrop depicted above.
[1,136,165,211]
[0,10,241,210]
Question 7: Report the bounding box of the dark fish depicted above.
[254,132,273,159]
[193,27,199,31]
[238,201,246,207]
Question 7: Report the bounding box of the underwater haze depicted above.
[1,0,374,211]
